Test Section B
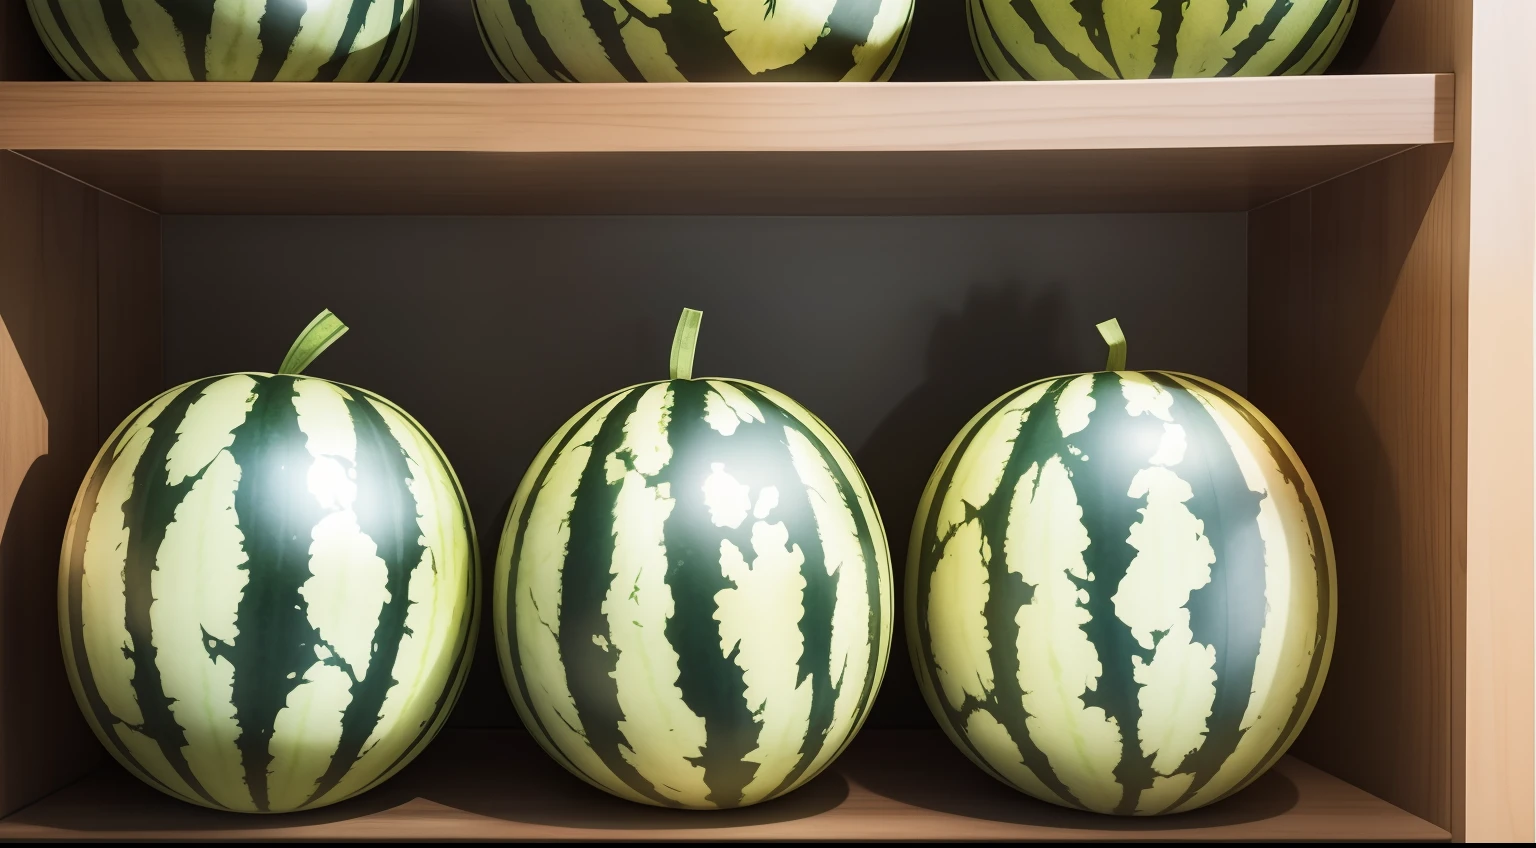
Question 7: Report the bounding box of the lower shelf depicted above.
[0,730,1447,841]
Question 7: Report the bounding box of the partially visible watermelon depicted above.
[26,0,417,81]
[970,0,1357,80]
[473,0,914,82]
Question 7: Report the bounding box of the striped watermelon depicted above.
[25,0,417,81]
[907,320,1335,815]
[59,311,477,813]
[969,0,1357,79]
[495,309,891,809]
[472,0,913,82]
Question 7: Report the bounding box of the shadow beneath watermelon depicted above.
[838,730,1300,829]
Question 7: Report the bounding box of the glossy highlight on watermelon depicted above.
[495,309,892,809]
[26,0,417,81]
[59,311,477,813]
[969,0,1357,79]
[907,320,1335,815]
[472,0,914,82]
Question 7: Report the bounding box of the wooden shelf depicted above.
[0,730,1448,841]
[0,75,1451,215]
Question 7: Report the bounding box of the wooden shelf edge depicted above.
[0,75,1452,155]
[0,730,1451,841]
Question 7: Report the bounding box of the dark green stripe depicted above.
[554,386,675,806]
[910,378,1074,805]
[505,0,579,82]
[652,380,765,807]
[64,383,212,801]
[474,0,535,81]
[102,1,153,80]
[1158,373,1333,804]
[314,0,379,82]
[1269,0,1348,75]
[118,379,226,809]
[755,0,881,82]
[870,0,913,81]
[1023,374,1157,813]
[253,0,306,82]
[1223,0,1247,33]
[1005,0,1107,79]
[1150,0,1185,78]
[975,0,1036,80]
[153,0,214,80]
[1139,373,1267,814]
[354,391,479,796]
[580,0,645,81]
[502,391,629,780]
[613,0,753,81]
[211,374,329,811]
[727,382,884,800]
[388,0,420,81]
[1072,0,1124,78]
[969,378,1094,809]
[366,0,407,82]
[1301,0,1354,74]
[302,390,430,806]
[1218,0,1292,76]
[42,0,109,79]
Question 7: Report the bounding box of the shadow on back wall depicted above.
[161,213,1247,729]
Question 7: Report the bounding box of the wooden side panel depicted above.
[0,152,101,815]
[0,152,161,816]
[1462,2,1536,842]
[1250,144,1456,831]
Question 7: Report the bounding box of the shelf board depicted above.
[0,76,1451,215]
[0,730,1448,841]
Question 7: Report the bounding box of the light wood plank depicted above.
[0,76,1451,153]
[0,730,1450,842]
[1462,1,1536,842]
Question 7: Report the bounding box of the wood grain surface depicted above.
[1251,0,1536,841]
[1250,142,1456,833]
[0,730,1449,842]
[1461,1,1535,842]
[0,151,161,818]
[0,76,1451,153]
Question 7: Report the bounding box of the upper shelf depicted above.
[0,75,1452,215]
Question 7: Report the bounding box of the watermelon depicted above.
[59,311,477,813]
[969,0,1357,79]
[25,0,417,81]
[472,0,913,82]
[907,319,1335,815]
[495,309,891,809]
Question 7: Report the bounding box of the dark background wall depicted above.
[162,213,1247,728]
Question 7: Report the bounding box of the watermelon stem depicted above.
[278,309,349,375]
[670,308,703,380]
[1096,318,1127,371]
